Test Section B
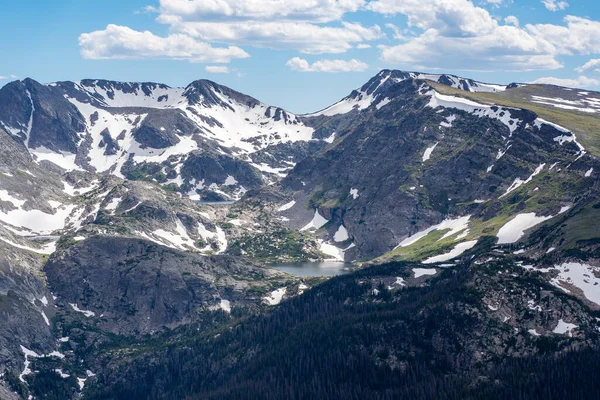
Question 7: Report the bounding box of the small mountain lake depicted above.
[269,261,351,277]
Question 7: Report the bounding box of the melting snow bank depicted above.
[19,346,40,382]
[553,319,578,337]
[535,118,585,153]
[422,240,478,264]
[69,303,96,317]
[496,213,553,244]
[300,209,329,231]
[413,268,437,278]
[277,200,296,212]
[550,262,600,305]
[422,142,438,162]
[333,225,349,242]
[263,288,286,306]
[426,91,520,134]
[500,163,545,198]
[397,216,471,248]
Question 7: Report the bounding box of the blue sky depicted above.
[1,0,600,113]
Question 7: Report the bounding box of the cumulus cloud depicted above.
[504,16,519,27]
[531,75,599,88]
[576,59,600,74]
[175,21,383,54]
[205,66,230,73]
[286,57,368,72]
[378,26,560,71]
[80,0,380,59]
[156,0,366,23]
[527,16,600,55]
[79,24,249,63]
[368,0,600,72]
[542,0,569,11]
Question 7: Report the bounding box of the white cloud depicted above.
[174,21,383,54]
[356,44,372,49]
[368,0,600,72]
[78,24,250,63]
[367,0,497,37]
[531,75,599,88]
[379,26,560,71]
[485,0,505,7]
[156,0,366,23]
[0,76,6,80]
[576,59,600,73]
[527,16,600,55]
[505,16,519,27]
[205,66,230,73]
[542,0,569,11]
[286,57,368,72]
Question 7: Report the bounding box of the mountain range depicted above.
[0,70,599,399]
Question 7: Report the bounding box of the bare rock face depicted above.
[44,236,283,335]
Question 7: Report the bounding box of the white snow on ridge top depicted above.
[427,91,520,134]
[72,81,186,109]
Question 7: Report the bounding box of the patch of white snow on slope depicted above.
[553,319,578,337]
[333,225,349,242]
[550,262,600,305]
[397,216,471,248]
[422,142,438,162]
[500,163,545,198]
[585,168,593,177]
[263,287,286,306]
[277,200,296,212]
[0,204,77,235]
[349,188,359,199]
[318,240,345,261]
[496,213,553,244]
[427,91,520,134]
[69,303,96,317]
[422,240,478,264]
[413,268,437,278]
[300,209,329,231]
[19,345,40,382]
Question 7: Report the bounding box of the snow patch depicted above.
[422,142,438,162]
[333,225,349,242]
[422,240,478,264]
[277,200,296,212]
[413,268,437,278]
[496,213,553,244]
[263,287,286,306]
[300,209,329,231]
[553,319,578,337]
